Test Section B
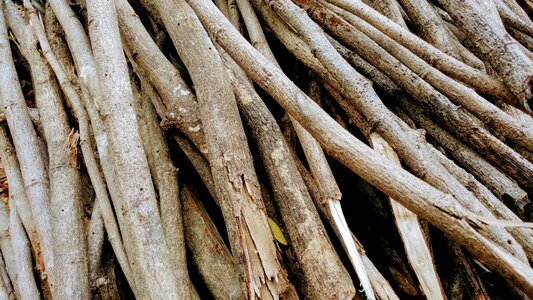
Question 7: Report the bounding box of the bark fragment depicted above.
[186,2,533,294]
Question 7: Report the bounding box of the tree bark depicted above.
[438,0,533,108]
[133,78,198,299]
[229,65,355,299]
[9,205,40,300]
[0,4,56,295]
[182,184,245,300]
[86,0,179,296]
[141,0,287,297]
[185,1,533,294]
[325,0,523,110]
[20,2,89,297]
[115,0,207,156]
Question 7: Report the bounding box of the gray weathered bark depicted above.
[185,1,533,294]
[141,0,287,297]
[182,185,245,300]
[86,0,179,297]
[0,4,56,295]
[9,205,40,300]
[437,0,533,109]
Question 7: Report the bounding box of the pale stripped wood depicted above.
[370,133,445,299]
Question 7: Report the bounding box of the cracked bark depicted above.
[185,1,533,294]
[228,65,354,299]
[182,184,245,300]
[140,0,286,297]
[0,3,56,295]
[86,0,179,296]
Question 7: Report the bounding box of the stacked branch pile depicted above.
[0,0,532,298]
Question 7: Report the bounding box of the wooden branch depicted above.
[141,0,286,297]
[182,184,245,300]
[324,0,525,111]
[0,4,56,294]
[21,2,89,296]
[9,205,40,300]
[115,0,207,156]
[22,4,137,292]
[369,133,445,299]
[133,78,198,299]
[185,1,533,295]
[86,0,179,295]
[228,65,355,298]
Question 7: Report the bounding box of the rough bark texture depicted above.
[429,146,533,261]
[262,0,527,261]
[86,0,179,297]
[0,4,56,295]
[398,100,530,216]
[31,1,136,292]
[9,205,40,300]
[141,0,286,298]
[298,1,533,190]
[0,0,531,298]
[115,0,207,156]
[133,79,197,299]
[0,201,18,300]
[21,2,89,297]
[397,0,461,58]
[438,0,533,109]
[328,42,531,220]
[325,0,523,110]
[325,3,533,154]
[0,126,38,253]
[370,133,445,300]
[182,185,245,300]
[87,203,105,282]
[229,66,355,299]
[186,1,533,295]
[0,252,13,300]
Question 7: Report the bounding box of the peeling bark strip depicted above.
[185,1,533,295]
[182,185,245,300]
[17,2,90,297]
[139,0,284,297]
[295,79,371,298]
[85,0,179,297]
[293,157,400,300]
[369,133,445,300]
[219,5,355,296]
[228,66,355,299]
